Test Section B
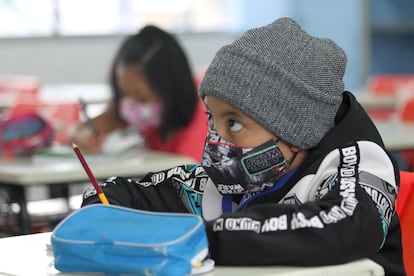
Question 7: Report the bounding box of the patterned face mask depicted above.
[201,130,291,194]
[119,97,162,134]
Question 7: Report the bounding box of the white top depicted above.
[375,120,414,151]
[0,232,384,276]
[0,150,195,185]
[0,122,412,186]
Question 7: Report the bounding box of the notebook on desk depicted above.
[33,127,145,162]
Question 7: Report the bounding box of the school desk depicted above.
[357,93,397,111]
[0,232,385,276]
[0,150,195,234]
[375,121,414,151]
[39,83,111,104]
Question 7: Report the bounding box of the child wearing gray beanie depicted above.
[81,17,405,275]
[199,17,346,149]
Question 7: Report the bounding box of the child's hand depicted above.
[70,123,103,153]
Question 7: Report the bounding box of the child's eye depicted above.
[206,112,215,129]
[229,120,243,132]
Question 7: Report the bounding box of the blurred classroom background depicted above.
[0,0,413,90]
[1,0,414,236]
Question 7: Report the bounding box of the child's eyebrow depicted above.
[219,110,241,118]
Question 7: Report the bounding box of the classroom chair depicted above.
[397,97,414,123]
[0,75,41,95]
[366,74,414,97]
[396,97,414,170]
[396,170,414,276]
[0,75,41,118]
[365,74,414,120]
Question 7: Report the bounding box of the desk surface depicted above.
[0,122,411,185]
[375,121,414,151]
[0,83,111,109]
[0,150,194,186]
[357,93,397,110]
[0,232,384,276]
[40,83,111,104]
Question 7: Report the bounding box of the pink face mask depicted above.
[119,97,162,134]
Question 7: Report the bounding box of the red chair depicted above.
[0,75,41,119]
[367,74,414,97]
[396,97,414,170]
[365,74,414,120]
[396,171,414,275]
[0,75,41,95]
[397,97,414,123]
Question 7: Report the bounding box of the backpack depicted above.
[0,112,54,157]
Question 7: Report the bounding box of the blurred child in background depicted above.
[71,26,208,161]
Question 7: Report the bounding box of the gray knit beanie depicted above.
[199,17,347,149]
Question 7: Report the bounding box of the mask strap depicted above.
[274,138,300,166]
[236,168,298,211]
[289,150,300,165]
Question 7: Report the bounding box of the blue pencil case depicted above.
[51,205,213,276]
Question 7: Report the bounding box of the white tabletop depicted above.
[375,120,414,151]
[0,83,111,109]
[0,122,411,186]
[0,150,195,186]
[0,121,411,186]
[0,232,384,276]
[357,93,397,110]
[39,83,111,104]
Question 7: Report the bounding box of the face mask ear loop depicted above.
[274,138,300,167]
[289,150,300,165]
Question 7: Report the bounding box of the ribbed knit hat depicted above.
[199,17,347,149]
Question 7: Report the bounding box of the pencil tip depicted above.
[72,142,78,148]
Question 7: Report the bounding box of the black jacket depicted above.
[82,92,405,275]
